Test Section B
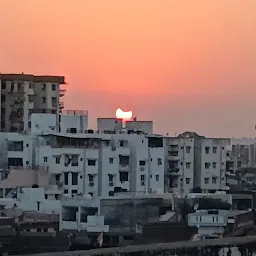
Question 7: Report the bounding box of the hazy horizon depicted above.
[1,0,256,138]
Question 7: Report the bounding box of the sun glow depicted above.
[116,108,133,120]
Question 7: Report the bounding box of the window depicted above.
[55,174,60,182]
[109,191,114,197]
[55,157,60,164]
[120,140,124,147]
[204,178,209,184]
[119,155,129,166]
[88,159,96,166]
[205,162,210,169]
[186,162,191,169]
[205,147,210,154]
[64,189,68,194]
[88,175,94,187]
[43,157,48,163]
[42,97,46,103]
[42,84,46,91]
[140,175,145,181]
[108,174,113,182]
[186,146,191,153]
[17,83,22,91]
[52,84,56,91]
[1,82,6,90]
[8,141,23,151]
[64,172,69,185]
[71,155,78,166]
[8,158,23,167]
[109,158,114,164]
[52,97,57,106]
[157,158,162,165]
[1,94,5,102]
[212,162,217,168]
[139,160,146,166]
[186,178,190,184]
[213,147,217,153]
[28,95,33,102]
[71,190,77,194]
[119,171,128,182]
[212,177,217,184]
[156,175,159,181]
[72,173,78,185]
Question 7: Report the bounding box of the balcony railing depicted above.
[59,102,64,109]
[60,89,66,97]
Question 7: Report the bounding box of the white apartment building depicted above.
[0,73,65,133]
[165,132,230,194]
[35,132,165,198]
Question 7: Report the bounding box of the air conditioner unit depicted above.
[140,167,145,172]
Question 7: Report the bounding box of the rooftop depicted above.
[0,73,65,84]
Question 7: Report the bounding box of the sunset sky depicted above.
[1,0,256,137]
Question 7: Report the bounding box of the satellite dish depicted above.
[194,203,199,211]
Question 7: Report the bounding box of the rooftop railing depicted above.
[64,110,88,115]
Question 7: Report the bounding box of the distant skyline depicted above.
[1,0,256,137]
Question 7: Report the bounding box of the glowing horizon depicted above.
[1,0,256,137]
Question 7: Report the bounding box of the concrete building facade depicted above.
[0,73,65,133]
[165,132,230,194]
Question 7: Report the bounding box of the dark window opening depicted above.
[139,160,146,166]
[88,159,96,166]
[119,171,128,182]
[72,172,78,185]
[8,158,23,167]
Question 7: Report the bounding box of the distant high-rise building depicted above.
[0,74,66,132]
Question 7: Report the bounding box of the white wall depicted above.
[200,139,229,191]
[97,118,122,131]
[165,137,230,194]
[61,114,88,133]
[31,113,88,135]
[125,121,153,134]
[0,188,60,214]
[31,114,57,134]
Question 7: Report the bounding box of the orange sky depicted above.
[1,0,256,137]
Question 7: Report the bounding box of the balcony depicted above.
[60,89,66,97]
[168,168,181,176]
[59,102,64,109]
[168,151,180,160]
[119,155,130,171]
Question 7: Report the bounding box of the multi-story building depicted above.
[0,73,65,133]
[228,138,256,172]
[165,132,230,194]
[35,131,165,198]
